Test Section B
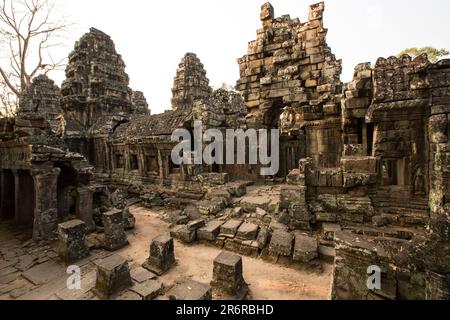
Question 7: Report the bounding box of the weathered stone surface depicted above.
[220,220,243,238]
[211,251,248,300]
[293,233,319,263]
[187,219,206,231]
[95,254,132,298]
[269,230,294,257]
[130,279,163,300]
[130,267,157,283]
[58,219,89,263]
[102,209,128,251]
[167,279,212,300]
[197,220,224,241]
[170,225,197,243]
[142,235,176,275]
[236,223,259,241]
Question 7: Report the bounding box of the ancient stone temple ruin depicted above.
[0,2,449,300]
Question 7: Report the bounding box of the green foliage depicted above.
[397,46,450,63]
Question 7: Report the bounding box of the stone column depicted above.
[76,186,95,231]
[0,170,14,219]
[58,219,90,263]
[12,169,20,225]
[31,168,60,241]
[142,235,176,275]
[102,209,128,251]
[210,251,248,300]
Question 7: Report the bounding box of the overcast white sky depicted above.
[51,0,450,114]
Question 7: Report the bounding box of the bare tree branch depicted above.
[0,0,70,117]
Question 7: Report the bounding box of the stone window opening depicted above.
[357,118,364,144]
[381,159,398,186]
[129,154,139,171]
[115,154,124,169]
[367,123,374,156]
[145,155,159,175]
[169,158,181,176]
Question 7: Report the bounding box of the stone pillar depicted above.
[31,168,60,241]
[76,186,95,231]
[94,254,132,299]
[142,235,176,275]
[0,170,14,219]
[210,251,248,300]
[58,219,89,263]
[102,209,128,251]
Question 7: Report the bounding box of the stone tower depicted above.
[61,28,134,128]
[171,53,212,111]
[16,75,63,138]
[236,2,343,168]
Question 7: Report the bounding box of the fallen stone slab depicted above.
[22,260,65,286]
[269,230,294,257]
[197,220,224,241]
[256,227,269,249]
[269,220,288,232]
[15,254,37,272]
[130,279,163,300]
[167,279,212,300]
[236,223,259,241]
[322,223,341,241]
[130,267,157,283]
[187,219,206,231]
[293,234,319,263]
[170,225,196,243]
[220,220,243,238]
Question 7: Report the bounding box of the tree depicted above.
[397,46,450,63]
[0,0,70,117]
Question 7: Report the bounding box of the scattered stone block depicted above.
[236,223,259,241]
[102,209,128,251]
[95,254,132,298]
[269,230,293,257]
[322,223,341,241]
[58,219,89,263]
[315,212,337,222]
[220,219,243,238]
[167,279,212,300]
[256,227,269,249]
[170,225,196,243]
[198,220,224,241]
[187,219,206,231]
[142,235,176,275]
[130,267,157,283]
[255,207,267,220]
[293,233,319,263]
[130,279,163,300]
[231,207,244,218]
[269,220,288,232]
[211,251,248,300]
[318,245,336,261]
[122,207,136,230]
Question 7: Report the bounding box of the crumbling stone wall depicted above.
[237,2,343,169]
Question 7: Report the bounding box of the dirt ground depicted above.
[0,205,333,300]
[117,206,333,300]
